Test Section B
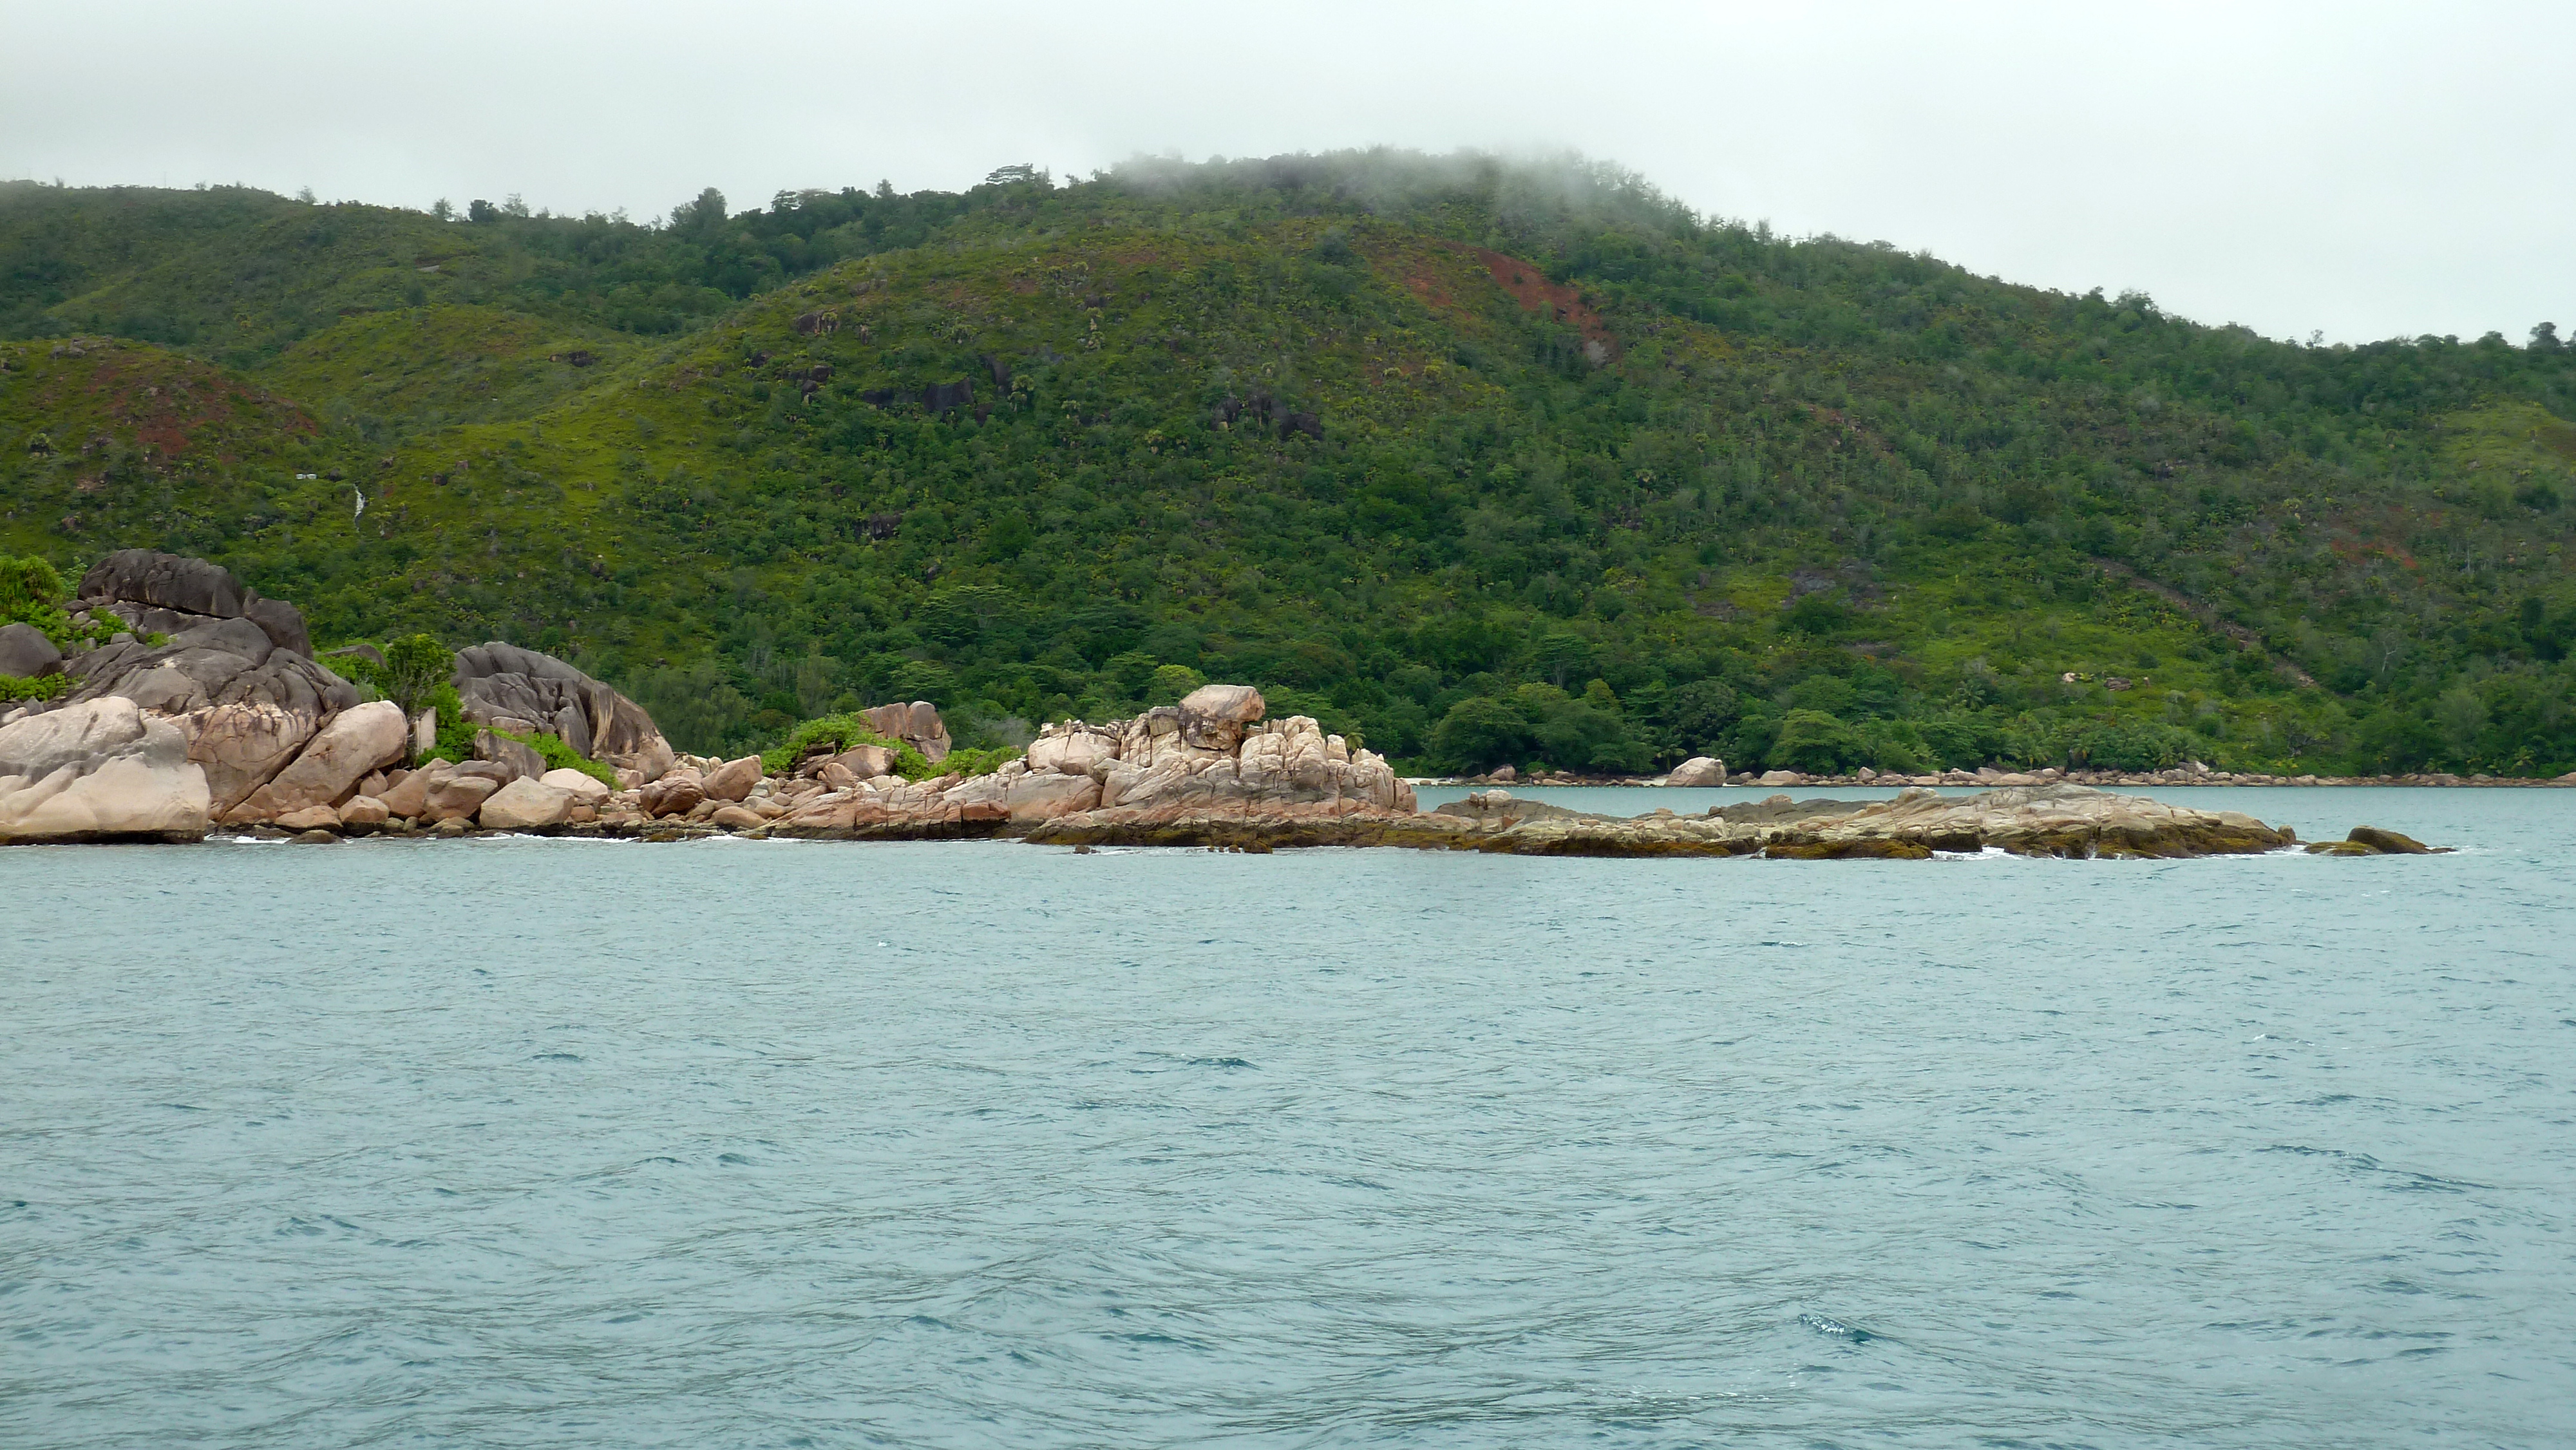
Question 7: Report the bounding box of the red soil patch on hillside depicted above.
[1432,242,1620,361]
[2327,534,2418,569]
[52,348,315,462]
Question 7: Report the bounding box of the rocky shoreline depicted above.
[0,550,2459,859]
[1448,760,2576,790]
[182,782,2443,862]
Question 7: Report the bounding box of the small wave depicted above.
[1799,1312,1882,1342]
[1186,1056,1256,1069]
[2260,1145,2488,1192]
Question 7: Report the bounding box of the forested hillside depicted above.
[5,154,2572,775]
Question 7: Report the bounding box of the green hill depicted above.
[5,155,2572,776]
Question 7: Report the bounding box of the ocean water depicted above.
[5,789,2571,1447]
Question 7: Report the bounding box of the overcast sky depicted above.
[5,1,2567,344]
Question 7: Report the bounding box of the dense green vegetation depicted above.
[5,154,2571,775]
[1,552,126,697]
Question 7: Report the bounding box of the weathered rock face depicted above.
[701,755,762,802]
[0,621,62,679]
[79,549,249,621]
[540,767,611,804]
[479,777,574,830]
[422,772,501,822]
[862,701,949,763]
[173,701,321,814]
[2307,825,2448,856]
[1033,783,2291,858]
[983,769,1101,822]
[272,804,341,832]
[1179,683,1264,751]
[75,548,313,659]
[1025,724,1118,776]
[875,692,1409,843]
[63,634,358,719]
[639,767,705,818]
[379,763,442,818]
[1665,757,1727,787]
[225,701,408,823]
[473,728,547,783]
[832,744,897,779]
[451,642,674,780]
[0,697,211,842]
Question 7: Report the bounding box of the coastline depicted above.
[0,552,2500,857]
[1420,769,2576,789]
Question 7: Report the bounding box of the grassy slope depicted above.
[3,160,2571,774]
[252,305,638,432]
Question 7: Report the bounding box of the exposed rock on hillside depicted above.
[0,621,63,679]
[61,549,357,720]
[77,548,313,657]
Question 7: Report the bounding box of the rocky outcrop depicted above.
[0,621,62,679]
[75,548,314,659]
[0,697,211,842]
[173,701,321,814]
[224,701,408,824]
[638,766,705,818]
[540,767,611,805]
[451,642,674,780]
[1665,756,1726,787]
[479,776,575,830]
[57,552,350,747]
[471,728,546,783]
[1179,683,1264,750]
[861,701,949,764]
[870,695,1412,840]
[701,755,762,802]
[419,763,509,822]
[378,767,435,819]
[825,743,898,780]
[2306,825,2449,856]
[62,633,356,719]
[1027,784,2297,858]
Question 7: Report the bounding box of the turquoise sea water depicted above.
[5,788,2571,1447]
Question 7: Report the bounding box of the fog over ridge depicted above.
[1,1,2567,344]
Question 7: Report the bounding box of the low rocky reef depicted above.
[1028,783,2311,858]
[1484,756,2576,789]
